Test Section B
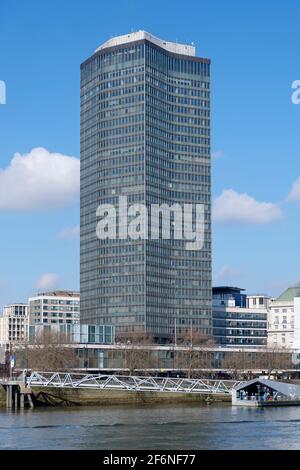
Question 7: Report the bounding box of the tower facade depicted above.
[80,31,211,340]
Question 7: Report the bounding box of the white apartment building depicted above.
[0,304,28,344]
[28,291,80,326]
[268,282,300,349]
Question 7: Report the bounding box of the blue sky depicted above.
[0,0,300,308]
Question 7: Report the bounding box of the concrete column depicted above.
[6,385,12,409]
[20,394,24,409]
[9,386,13,409]
[14,389,19,410]
[6,387,9,408]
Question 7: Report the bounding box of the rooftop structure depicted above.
[36,291,80,298]
[247,294,272,310]
[212,286,246,308]
[95,30,196,56]
[276,282,300,302]
[212,286,245,295]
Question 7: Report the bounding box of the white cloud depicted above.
[58,224,80,240]
[214,265,242,283]
[212,150,223,159]
[35,273,61,291]
[287,177,300,202]
[0,147,79,211]
[213,189,282,224]
[0,279,9,290]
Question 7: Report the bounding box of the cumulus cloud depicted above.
[0,279,9,290]
[213,189,282,224]
[212,150,223,160]
[35,273,61,291]
[0,147,80,211]
[58,224,80,240]
[214,265,242,283]
[287,177,300,202]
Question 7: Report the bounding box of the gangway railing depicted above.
[26,372,242,394]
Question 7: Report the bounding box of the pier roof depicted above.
[235,378,300,398]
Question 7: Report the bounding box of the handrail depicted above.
[26,371,242,394]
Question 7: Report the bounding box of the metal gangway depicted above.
[27,372,241,395]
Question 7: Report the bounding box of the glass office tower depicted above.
[80,31,211,341]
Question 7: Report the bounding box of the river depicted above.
[0,403,300,449]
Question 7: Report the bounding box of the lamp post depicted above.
[9,342,12,381]
[173,317,177,375]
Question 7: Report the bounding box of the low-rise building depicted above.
[268,282,300,349]
[28,323,115,345]
[28,291,80,326]
[0,304,28,344]
[213,287,268,347]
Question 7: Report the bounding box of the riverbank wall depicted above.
[0,385,231,407]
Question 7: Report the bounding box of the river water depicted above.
[0,403,300,450]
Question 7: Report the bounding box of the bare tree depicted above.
[221,351,249,380]
[175,329,215,378]
[116,331,159,375]
[220,347,292,380]
[16,330,79,371]
[257,346,292,378]
[177,329,215,348]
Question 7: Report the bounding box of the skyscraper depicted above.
[80,31,211,341]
